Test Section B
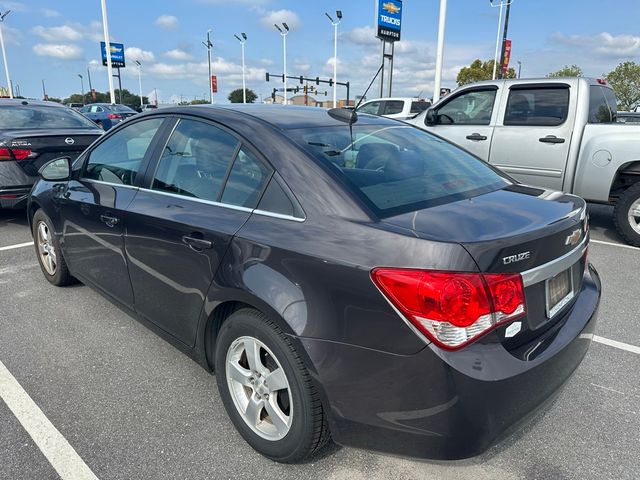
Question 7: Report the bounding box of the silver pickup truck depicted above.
[408,77,640,246]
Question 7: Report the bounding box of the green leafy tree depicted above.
[46,97,62,103]
[547,64,583,77]
[228,88,258,103]
[190,99,209,105]
[63,89,148,106]
[605,61,640,111]
[456,59,516,86]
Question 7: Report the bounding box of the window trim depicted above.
[79,115,170,186]
[503,86,570,127]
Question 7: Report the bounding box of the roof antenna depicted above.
[327,63,384,125]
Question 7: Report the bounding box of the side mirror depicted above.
[39,157,71,181]
[425,108,438,126]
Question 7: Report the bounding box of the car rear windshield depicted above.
[0,105,98,130]
[287,124,508,217]
[108,105,136,112]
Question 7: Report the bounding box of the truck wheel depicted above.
[613,182,640,247]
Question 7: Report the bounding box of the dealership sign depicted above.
[376,0,402,42]
[211,75,218,93]
[502,39,512,75]
[100,42,126,68]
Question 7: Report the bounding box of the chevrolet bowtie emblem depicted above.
[565,229,582,246]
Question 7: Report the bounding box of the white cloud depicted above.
[259,58,274,66]
[40,8,61,17]
[2,25,22,46]
[125,47,155,63]
[33,43,83,60]
[552,32,640,58]
[32,25,83,42]
[346,26,378,46]
[260,9,301,31]
[164,48,193,61]
[155,15,179,30]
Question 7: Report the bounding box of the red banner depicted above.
[502,39,512,75]
[211,75,218,93]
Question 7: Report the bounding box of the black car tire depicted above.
[215,308,330,463]
[613,182,640,247]
[32,209,75,286]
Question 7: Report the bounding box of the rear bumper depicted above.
[298,264,601,460]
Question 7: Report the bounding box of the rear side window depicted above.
[358,101,381,115]
[0,105,99,130]
[588,86,615,123]
[382,100,404,115]
[288,125,508,217]
[504,87,569,126]
[83,118,164,185]
[152,118,239,202]
[410,101,430,114]
[220,147,272,208]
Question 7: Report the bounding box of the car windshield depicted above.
[287,124,509,217]
[0,105,99,130]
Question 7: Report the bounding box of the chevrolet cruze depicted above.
[28,105,601,462]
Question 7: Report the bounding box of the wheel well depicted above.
[27,201,40,231]
[204,300,254,371]
[610,161,640,202]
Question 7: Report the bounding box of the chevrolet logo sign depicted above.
[565,229,582,246]
[382,2,401,14]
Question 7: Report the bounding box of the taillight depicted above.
[0,147,32,161]
[371,268,526,350]
[107,113,122,119]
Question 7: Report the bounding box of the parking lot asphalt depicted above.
[1,205,639,480]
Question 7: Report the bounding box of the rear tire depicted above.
[215,308,330,463]
[32,209,75,286]
[613,183,640,247]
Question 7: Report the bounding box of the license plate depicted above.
[545,267,574,318]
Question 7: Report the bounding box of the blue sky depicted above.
[2,0,640,103]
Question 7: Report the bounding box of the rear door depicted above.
[422,86,499,160]
[124,116,273,346]
[488,83,575,191]
[60,117,167,307]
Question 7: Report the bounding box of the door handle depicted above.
[466,133,487,141]
[539,135,565,144]
[182,235,213,251]
[99,214,119,227]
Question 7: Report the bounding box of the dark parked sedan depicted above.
[79,103,137,130]
[0,99,102,209]
[28,105,601,463]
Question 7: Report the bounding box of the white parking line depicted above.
[0,241,34,252]
[592,335,640,355]
[0,360,99,480]
[590,239,640,251]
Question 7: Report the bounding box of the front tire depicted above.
[32,209,75,286]
[614,183,640,247]
[215,309,329,463]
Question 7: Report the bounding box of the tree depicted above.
[456,59,516,86]
[228,88,258,103]
[547,64,583,77]
[189,99,209,105]
[605,61,640,111]
[46,97,62,103]
[62,89,148,106]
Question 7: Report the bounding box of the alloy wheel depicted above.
[628,199,640,235]
[36,221,57,276]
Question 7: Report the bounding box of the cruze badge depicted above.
[565,229,582,246]
[503,251,531,265]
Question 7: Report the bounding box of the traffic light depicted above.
[281,74,285,82]
[272,88,276,101]
[299,76,303,84]
[295,86,299,93]
[265,72,270,82]
[329,79,333,87]
[324,91,327,96]
[303,85,307,94]
[315,77,320,85]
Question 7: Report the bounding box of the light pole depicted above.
[87,67,93,102]
[202,29,213,104]
[77,74,85,104]
[517,60,522,78]
[274,23,289,105]
[0,10,13,99]
[433,0,448,103]
[135,60,143,108]
[100,0,115,103]
[490,0,515,80]
[234,33,247,103]
[325,10,342,108]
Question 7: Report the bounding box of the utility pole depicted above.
[234,33,247,103]
[77,74,84,103]
[203,30,213,104]
[498,0,512,79]
[135,60,143,108]
[433,0,448,103]
[517,60,522,78]
[87,67,93,102]
[0,10,13,99]
[41,79,47,100]
[325,10,342,108]
[100,0,115,103]
[274,23,289,105]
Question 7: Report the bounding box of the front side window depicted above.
[504,87,569,126]
[358,101,381,115]
[83,118,164,185]
[435,90,497,125]
[382,101,405,115]
[152,118,239,202]
[288,124,508,217]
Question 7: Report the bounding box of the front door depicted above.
[488,84,575,191]
[124,117,273,346]
[422,87,498,160]
[60,117,166,307]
